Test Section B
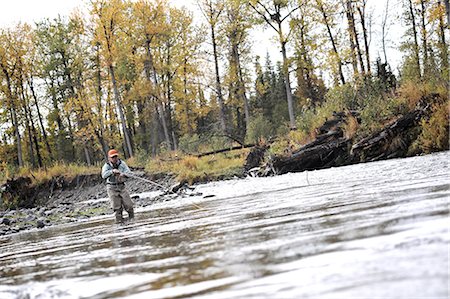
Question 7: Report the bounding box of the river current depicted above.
[0,152,449,298]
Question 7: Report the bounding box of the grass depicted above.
[1,148,248,188]
[145,149,249,184]
[0,161,100,186]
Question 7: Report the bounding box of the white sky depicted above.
[0,0,404,77]
[0,0,85,27]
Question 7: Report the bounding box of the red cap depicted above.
[108,149,119,158]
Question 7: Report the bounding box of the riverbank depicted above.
[0,171,189,236]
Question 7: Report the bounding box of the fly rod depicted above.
[124,172,167,189]
[124,172,206,210]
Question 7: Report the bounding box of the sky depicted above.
[0,0,84,27]
[0,0,404,76]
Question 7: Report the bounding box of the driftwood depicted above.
[350,111,422,161]
[244,145,269,171]
[350,93,441,162]
[271,137,352,174]
[268,111,357,175]
[247,94,443,176]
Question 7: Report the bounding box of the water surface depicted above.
[0,152,449,298]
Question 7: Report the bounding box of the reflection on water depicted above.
[0,152,449,298]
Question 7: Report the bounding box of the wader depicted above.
[106,183,134,223]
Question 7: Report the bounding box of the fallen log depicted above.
[245,94,443,176]
[244,145,268,172]
[270,137,352,175]
[195,143,254,158]
[350,94,441,162]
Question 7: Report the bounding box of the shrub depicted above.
[181,156,199,170]
[178,134,201,153]
[246,114,276,143]
[145,150,247,184]
[343,113,359,139]
[415,102,449,153]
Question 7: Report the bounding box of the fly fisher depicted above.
[101,149,135,223]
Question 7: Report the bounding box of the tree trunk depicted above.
[48,78,65,160]
[151,109,159,157]
[20,78,41,168]
[280,39,296,130]
[94,43,108,158]
[316,0,345,84]
[144,36,172,152]
[10,106,23,167]
[345,0,360,76]
[445,0,450,25]
[211,21,228,133]
[136,98,149,152]
[64,113,76,161]
[230,38,250,136]
[164,46,175,151]
[357,3,371,75]
[182,58,193,135]
[239,64,250,133]
[108,64,133,158]
[419,0,429,77]
[408,0,422,78]
[249,1,297,129]
[83,145,91,166]
[381,0,390,63]
[1,65,23,167]
[29,76,52,160]
[438,0,449,73]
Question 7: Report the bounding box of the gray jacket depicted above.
[101,160,131,184]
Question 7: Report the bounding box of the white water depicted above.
[0,152,449,298]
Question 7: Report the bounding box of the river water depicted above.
[0,152,449,299]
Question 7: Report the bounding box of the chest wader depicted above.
[106,161,134,223]
[107,162,135,223]
[107,184,134,223]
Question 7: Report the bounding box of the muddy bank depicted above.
[0,171,185,236]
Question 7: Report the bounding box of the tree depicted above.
[343,0,363,76]
[356,0,371,75]
[403,0,422,79]
[381,0,391,64]
[199,0,228,134]
[223,0,253,140]
[292,2,326,108]
[91,0,134,158]
[0,26,29,167]
[249,0,300,130]
[314,0,346,85]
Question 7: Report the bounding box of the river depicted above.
[0,152,449,298]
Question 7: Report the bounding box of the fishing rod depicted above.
[124,172,167,190]
[124,172,206,210]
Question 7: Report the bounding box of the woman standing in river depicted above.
[101,149,134,223]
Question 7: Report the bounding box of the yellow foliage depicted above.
[288,130,311,146]
[181,156,199,170]
[417,102,450,153]
[398,80,424,109]
[343,113,359,139]
[24,162,99,185]
[145,149,247,184]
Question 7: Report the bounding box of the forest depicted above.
[0,0,448,181]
